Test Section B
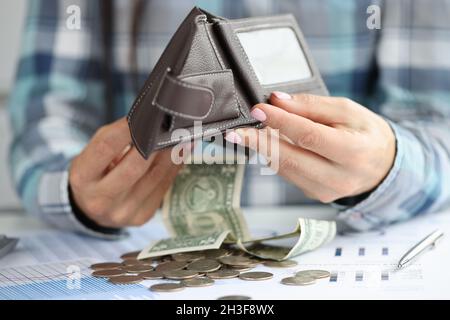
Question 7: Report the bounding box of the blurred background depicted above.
[0,1,26,210]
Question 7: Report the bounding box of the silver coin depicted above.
[229,265,254,272]
[229,249,248,257]
[203,249,231,259]
[217,295,251,300]
[124,265,154,273]
[139,257,156,264]
[160,256,174,262]
[263,260,298,268]
[90,262,122,270]
[120,251,141,260]
[92,269,126,278]
[295,270,331,279]
[150,283,185,292]
[108,275,142,285]
[238,271,273,281]
[140,270,165,280]
[155,261,188,272]
[171,252,204,262]
[187,259,221,273]
[281,276,316,286]
[163,270,199,280]
[207,269,240,279]
[241,262,260,268]
[219,256,258,267]
[151,255,169,263]
[124,259,153,267]
[121,259,143,267]
[181,277,215,287]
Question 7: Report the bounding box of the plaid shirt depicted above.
[8,0,450,238]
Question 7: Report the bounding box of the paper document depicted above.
[0,208,449,299]
[0,223,170,299]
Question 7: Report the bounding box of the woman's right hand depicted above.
[69,117,183,228]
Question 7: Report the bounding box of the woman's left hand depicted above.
[225,92,396,203]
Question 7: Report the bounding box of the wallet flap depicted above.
[221,14,329,98]
[154,71,214,120]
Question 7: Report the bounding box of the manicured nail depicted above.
[225,131,242,144]
[272,91,291,100]
[250,108,267,122]
[180,141,195,151]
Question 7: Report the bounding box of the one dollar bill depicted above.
[138,217,335,261]
[162,164,251,241]
[138,230,230,260]
[236,218,336,261]
[140,162,336,261]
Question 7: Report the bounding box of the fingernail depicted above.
[181,141,195,151]
[250,108,267,122]
[224,131,242,144]
[272,91,292,100]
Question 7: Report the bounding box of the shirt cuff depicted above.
[38,165,128,240]
[334,120,409,231]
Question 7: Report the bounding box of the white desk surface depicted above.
[0,205,336,235]
[1,206,450,300]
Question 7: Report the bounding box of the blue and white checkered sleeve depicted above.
[8,0,124,239]
[335,0,450,231]
[336,119,450,231]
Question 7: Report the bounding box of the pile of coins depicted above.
[90,248,330,297]
[281,269,331,286]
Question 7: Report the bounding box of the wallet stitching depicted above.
[169,117,176,132]
[202,19,226,69]
[178,69,230,79]
[170,70,241,130]
[129,18,263,153]
[128,67,166,157]
[128,68,165,121]
[157,117,252,146]
[182,70,240,117]
[235,93,246,117]
[155,74,215,120]
[179,70,244,119]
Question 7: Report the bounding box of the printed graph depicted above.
[0,259,153,300]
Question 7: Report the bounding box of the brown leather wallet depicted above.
[128,7,328,159]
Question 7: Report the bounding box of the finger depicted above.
[107,148,184,226]
[250,103,351,161]
[96,145,153,197]
[226,127,278,164]
[78,118,132,180]
[125,148,181,205]
[233,127,344,186]
[225,128,343,202]
[106,143,132,174]
[95,151,180,228]
[270,92,354,125]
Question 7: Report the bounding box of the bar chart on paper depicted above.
[0,259,153,300]
[321,240,426,290]
[0,219,167,299]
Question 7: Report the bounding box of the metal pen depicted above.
[397,229,444,269]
